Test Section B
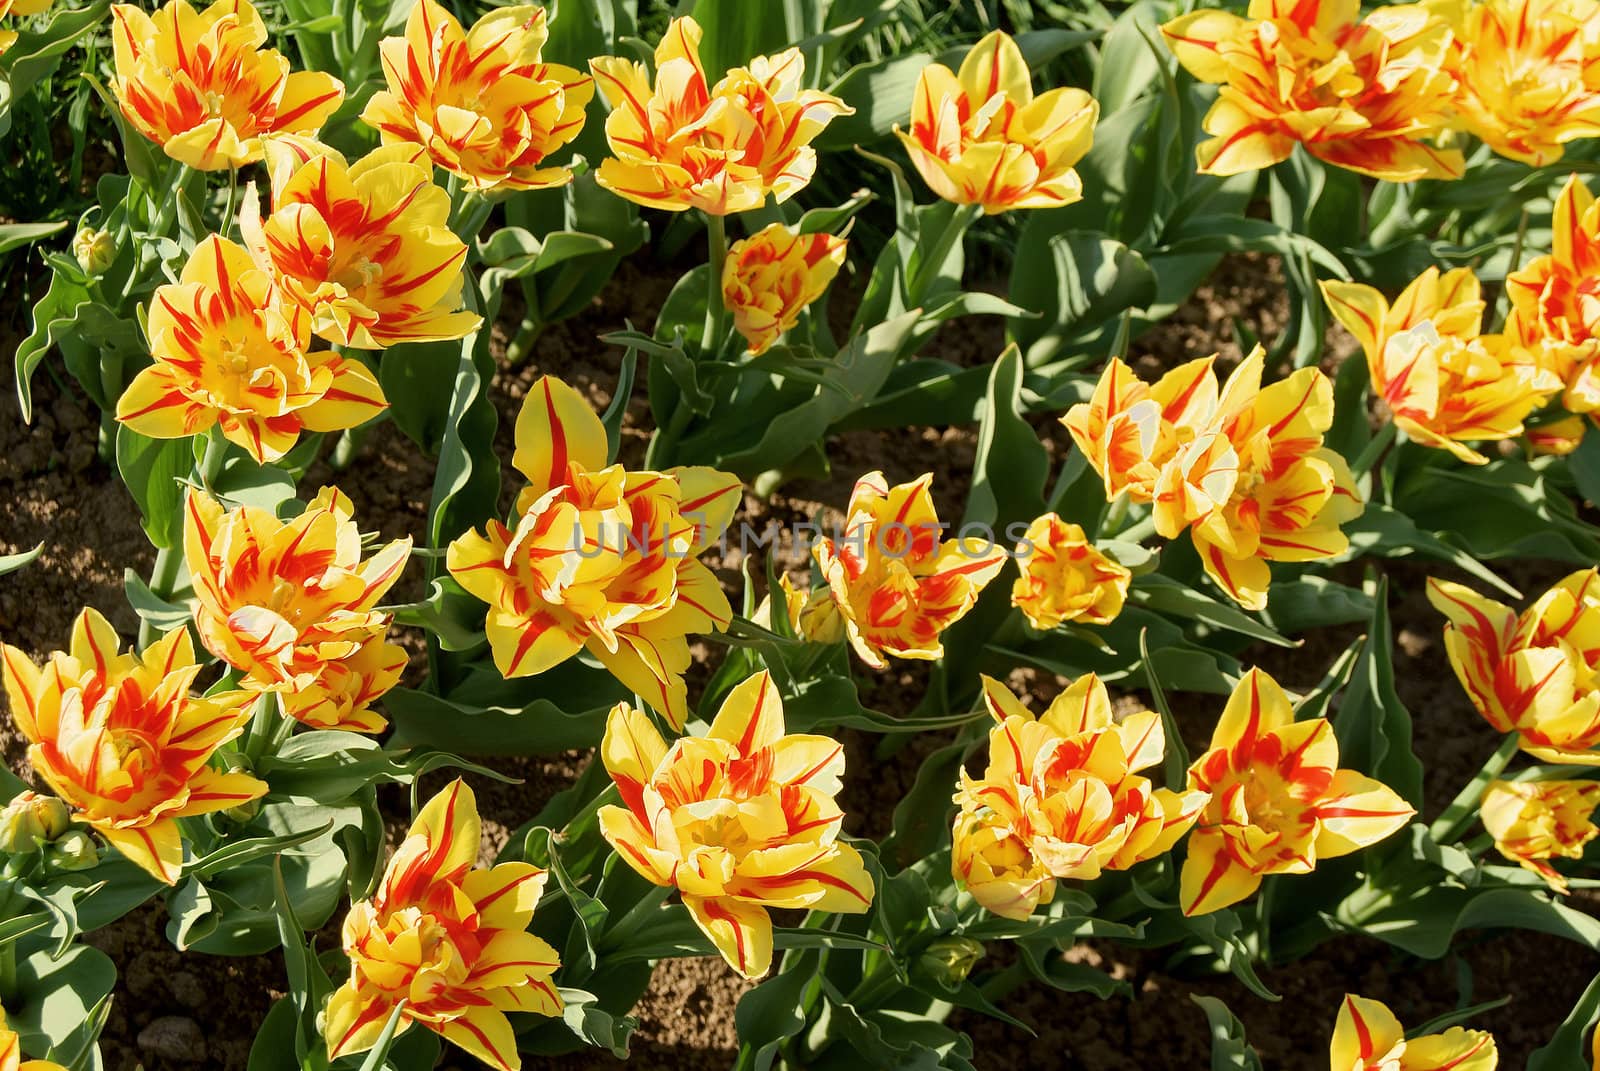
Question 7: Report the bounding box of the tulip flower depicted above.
[110,0,343,170]
[811,471,1007,668]
[1,1003,67,1071]
[240,139,480,349]
[116,235,387,464]
[1161,0,1463,181]
[589,17,851,214]
[1010,513,1130,630]
[597,671,873,978]
[0,791,70,853]
[753,574,846,646]
[894,29,1097,213]
[1442,0,1600,167]
[184,486,411,733]
[1428,571,1600,764]
[1329,994,1497,1070]
[0,0,49,56]
[1481,778,1600,893]
[1181,669,1414,916]
[952,675,1207,919]
[1321,268,1564,464]
[448,375,741,729]
[325,779,561,1069]
[361,0,593,192]
[1527,413,1588,456]
[1507,175,1600,411]
[723,223,847,356]
[0,609,267,884]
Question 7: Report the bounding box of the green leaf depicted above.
[1010,232,1157,365]
[114,425,191,549]
[0,542,43,576]
[0,220,67,256]
[1529,970,1600,1071]
[426,283,499,551]
[556,987,637,1059]
[0,1,111,138]
[818,53,934,148]
[9,941,116,1055]
[964,344,1049,528]
[379,339,464,455]
[1259,577,1372,634]
[1191,995,1265,1071]
[1332,580,1424,810]
[1140,629,1189,789]
[1133,573,1294,647]
[15,268,92,422]
[734,954,818,1071]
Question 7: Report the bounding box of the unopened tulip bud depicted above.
[0,791,71,852]
[47,829,100,871]
[72,227,115,275]
[918,937,985,988]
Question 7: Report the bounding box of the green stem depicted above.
[701,213,728,358]
[645,401,694,471]
[597,884,673,953]
[908,203,982,307]
[1428,733,1519,843]
[1350,419,1399,477]
[331,425,368,470]
[1114,513,1159,545]
[141,429,228,647]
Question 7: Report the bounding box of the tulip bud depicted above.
[917,937,985,989]
[72,226,116,276]
[0,791,72,852]
[47,829,100,872]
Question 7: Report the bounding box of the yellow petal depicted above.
[707,670,784,756]
[1211,668,1296,757]
[513,375,610,493]
[1179,828,1261,916]
[1329,994,1406,1065]
[99,819,184,885]
[683,895,773,979]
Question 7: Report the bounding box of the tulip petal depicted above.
[514,375,610,494]
[708,670,784,756]
[1313,769,1415,858]
[99,819,185,885]
[436,1006,520,1071]
[1211,667,1295,758]
[323,983,404,1061]
[1179,829,1260,916]
[600,703,668,815]
[1329,994,1406,1065]
[684,894,773,979]
[169,768,269,817]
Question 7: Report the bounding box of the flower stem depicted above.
[701,212,728,358]
[1428,733,1519,844]
[1350,419,1399,477]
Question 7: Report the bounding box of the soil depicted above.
[2,239,1596,1071]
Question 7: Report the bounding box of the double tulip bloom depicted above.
[589,17,851,214]
[448,376,741,729]
[1010,513,1130,631]
[110,0,343,171]
[1161,0,1463,181]
[1065,349,1362,611]
[185,487,410,734]
[1429,570,1600,764]
[723,223,847,356]
[597,671,873,978]
[0,609,267,884]
[1,1004,67,1071]
[1181,669,1414,916]
[1481,778,1600,894]
[1330,994,1497,1071]
[895,29,1097,213]
[812,471,1007,668]
[325,780,561,1070]
[952,675,1206,920]
[1507,176,1600,412]
[362,0,592,192]
[1322,267,1565,465]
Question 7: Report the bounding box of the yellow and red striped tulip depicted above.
[1481,778,1600,893]
[1527,413,1589,456]
[952,675,1207,919]
[812,471,1007,668]
[447,376,741,729]
[1161,0,1463,181]
[1,1003,67,1071]
[116,235,386,464]
[184,486,410,733]
[1428,571,1600,763]
[1322,268,1564,464]
[596,671,873,978]
[240,139,480,349]
[361,0,593,192]
[589,17,851,214]
[0,0,49,57]
[894,30,1097,213]
[1010,513,1130,630]
[1330,994,1497,1071]
[1442,0,1600,167]
[325,779,561,1070]
[110,0,343,170]
[723,223,846,356]
[0,609,267,884]
[1507,175,1600,412]
[1181,669,1414,916]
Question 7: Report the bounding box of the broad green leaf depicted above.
[1191,995,1265,1071]
[114,424,191,549]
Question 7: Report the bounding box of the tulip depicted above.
[1010,513,1130,630]
[597,671,873,978]
[952,675,1207,919]
[0,791,70,853]
[110,0,343,170]
[325,779,561,1070]
[362,0,593,192]
[590,17,851,214]
[723,223,847,356]
[1329,994,1497,1070]
[70,227,114,276]
[811,471,1007,668]
[753,574,845,646]
[1181,669,1414,916]
[448,375,741,729]
[1526,413,1588,456]
[1429,571,1600,764]
[1,1003,68,1071]
[894,29,1097,213]
[1507,175,1600,412]
[240,139,480,349]
[116,235,387,464]
[1161,0,1463,181]
[0,609,267,884]
[184,486,410,733]
[1481,778,1600,893]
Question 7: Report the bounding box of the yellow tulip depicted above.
[1,1003,67,1071]
[894,30,1097,213]
[1481,778,1600,893]
[325,779,561,1070]
[361,0,593,192]
[447,375,741,729]
[597,671,873,978]
[1010,513,1130,630]
[1330,994,1497,1070]
[184,486,411,734]
[1527,413,1589,456]
[110,0,343,170]
[1181,669,1414,916]
[0,609,267,884]
[812,471,1007,668]
[239,138,480,349]
[589,17,851,214]
[1507,175,1600,412]
[1428,571,1600,764]
[1161,0,1463,180]
[723,223,847,356]
[952,675,1206,919]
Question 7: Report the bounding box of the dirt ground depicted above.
[3,245,1597,1070]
